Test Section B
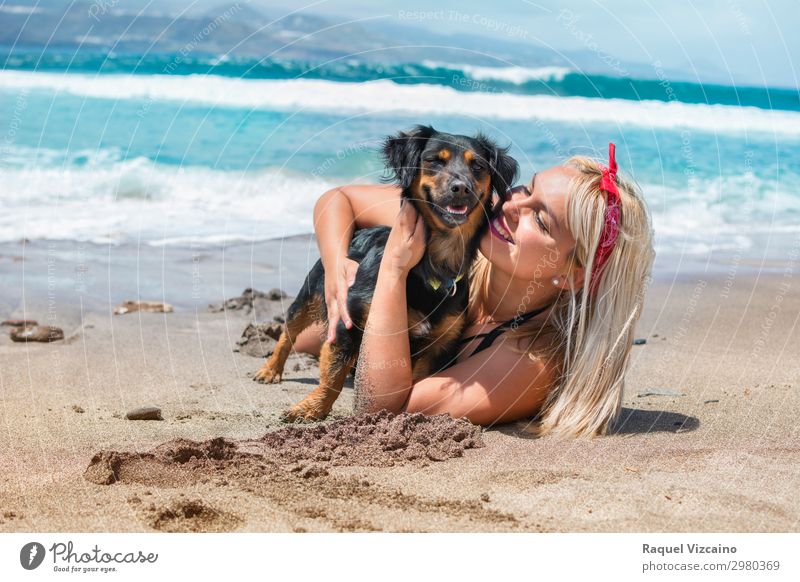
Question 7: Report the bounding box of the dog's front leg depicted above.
[253,296,320,384]
[280,341,356,422]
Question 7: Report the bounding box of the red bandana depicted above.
[589,143,621,295]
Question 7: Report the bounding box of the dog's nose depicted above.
[449,180,469,197]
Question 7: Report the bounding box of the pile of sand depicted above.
[85,411,484,487]
[83,411,505,532]
[234,322,283,357]
[207,287,287,315]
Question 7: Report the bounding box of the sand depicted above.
[0,237,799,532]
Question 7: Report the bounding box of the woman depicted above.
[292,144,655,438]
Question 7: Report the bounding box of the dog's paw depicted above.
[253,364,282,384]
[279,402,328,423]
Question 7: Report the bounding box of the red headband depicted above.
[589,143,621,295]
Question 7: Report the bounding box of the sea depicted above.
[2,52,799,259]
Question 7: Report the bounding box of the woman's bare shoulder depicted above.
[402,338,555,426]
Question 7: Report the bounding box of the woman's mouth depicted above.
[489,214,514,244]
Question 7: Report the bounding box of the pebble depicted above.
[9,325,64,342]
[633,338,647,345]
[125,406,163,421]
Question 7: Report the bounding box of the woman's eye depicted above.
[535,210,549,234]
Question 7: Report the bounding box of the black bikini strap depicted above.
[467,303,552,356]
[458,331,491,343]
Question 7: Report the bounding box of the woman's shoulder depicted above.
[482,330,561,405]
[406,335,555,425]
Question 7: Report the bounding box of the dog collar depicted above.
[427,272,465,296]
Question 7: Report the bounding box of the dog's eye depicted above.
[471,162,486,173]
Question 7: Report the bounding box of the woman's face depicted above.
[479,166,581,285]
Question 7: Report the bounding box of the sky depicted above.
[124,0,800,88]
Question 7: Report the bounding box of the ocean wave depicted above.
[647,175,800,253]
[1,147,798,252]
[2,71,799,136]
[421,61,572,83]
[0,156,333,246]
[5,51,799,111]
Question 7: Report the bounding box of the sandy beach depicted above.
[1,236,798,533]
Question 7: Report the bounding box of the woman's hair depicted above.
[467,152,655,438]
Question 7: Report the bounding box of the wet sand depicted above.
[0,238,798,532]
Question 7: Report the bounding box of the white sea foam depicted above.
[422,61,572,83]
[0,155,333,246]
[646,175,800,253]
[2,70,799,136]
[1,147,798,252]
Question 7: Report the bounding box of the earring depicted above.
[551,277,561,286]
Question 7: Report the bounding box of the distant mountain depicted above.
[0,1,388,59]
[0,1,707,83]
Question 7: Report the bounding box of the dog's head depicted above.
[382,125,518,232]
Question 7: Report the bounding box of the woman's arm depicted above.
[358,328,554,426]
[313,184,402,341]
[353,200,426,412]
[313,184,402,263]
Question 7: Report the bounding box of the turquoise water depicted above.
[1,51,799,254]
[6,52,800,111]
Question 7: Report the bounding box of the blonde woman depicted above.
[292,144,655,438]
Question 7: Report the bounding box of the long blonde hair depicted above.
[467,152,655,438]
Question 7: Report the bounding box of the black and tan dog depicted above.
[254,125,518,422]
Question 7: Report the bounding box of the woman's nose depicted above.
[501,185,529,216]
[504,185,529,202]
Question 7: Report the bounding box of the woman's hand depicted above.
[382,199,426,279]
[324,256,360,343]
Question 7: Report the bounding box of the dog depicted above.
[253,125,518,422]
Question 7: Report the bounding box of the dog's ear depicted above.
[476,132,519,196]
[381,125,435,190]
